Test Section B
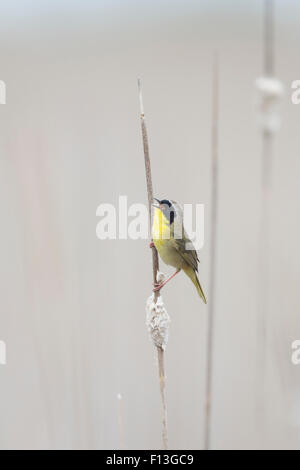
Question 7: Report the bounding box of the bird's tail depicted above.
[183,266,207,304]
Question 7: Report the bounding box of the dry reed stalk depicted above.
[256,0,275,420]
[138,78,168,450]
[117,393,125,449]
[204,53,219,451]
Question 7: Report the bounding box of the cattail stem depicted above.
[204,53,219,451]
[157,347,168,449]
[264,0,274,77]
[117,393,125,449]
[256,0,275,421]
[138,78,168,450]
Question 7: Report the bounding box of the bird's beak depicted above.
[152,197,160,209]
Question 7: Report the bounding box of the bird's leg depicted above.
[153,270,181,292]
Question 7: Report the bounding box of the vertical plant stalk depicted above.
[256,0,274,417]
[138,78,168,450]
[264,0,274,77]
[204,54,219,451]
[117,393,125,449]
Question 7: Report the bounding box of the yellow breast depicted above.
[152,208,171,249]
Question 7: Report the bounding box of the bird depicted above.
[151,198,207,304]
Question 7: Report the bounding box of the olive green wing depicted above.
[171,233,199,272]
[170,200,199,271]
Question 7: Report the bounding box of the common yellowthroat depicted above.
[152,198,207,304]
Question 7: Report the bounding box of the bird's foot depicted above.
[153,270,180,293]
[153,272,166,292]
[153,282,163,292]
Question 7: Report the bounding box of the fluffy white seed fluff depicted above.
[255,76,284,134]
[255,77,284,98]
[156,271,166,284]
[146,293,170,351]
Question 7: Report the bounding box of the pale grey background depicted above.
[0,0,299,450]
